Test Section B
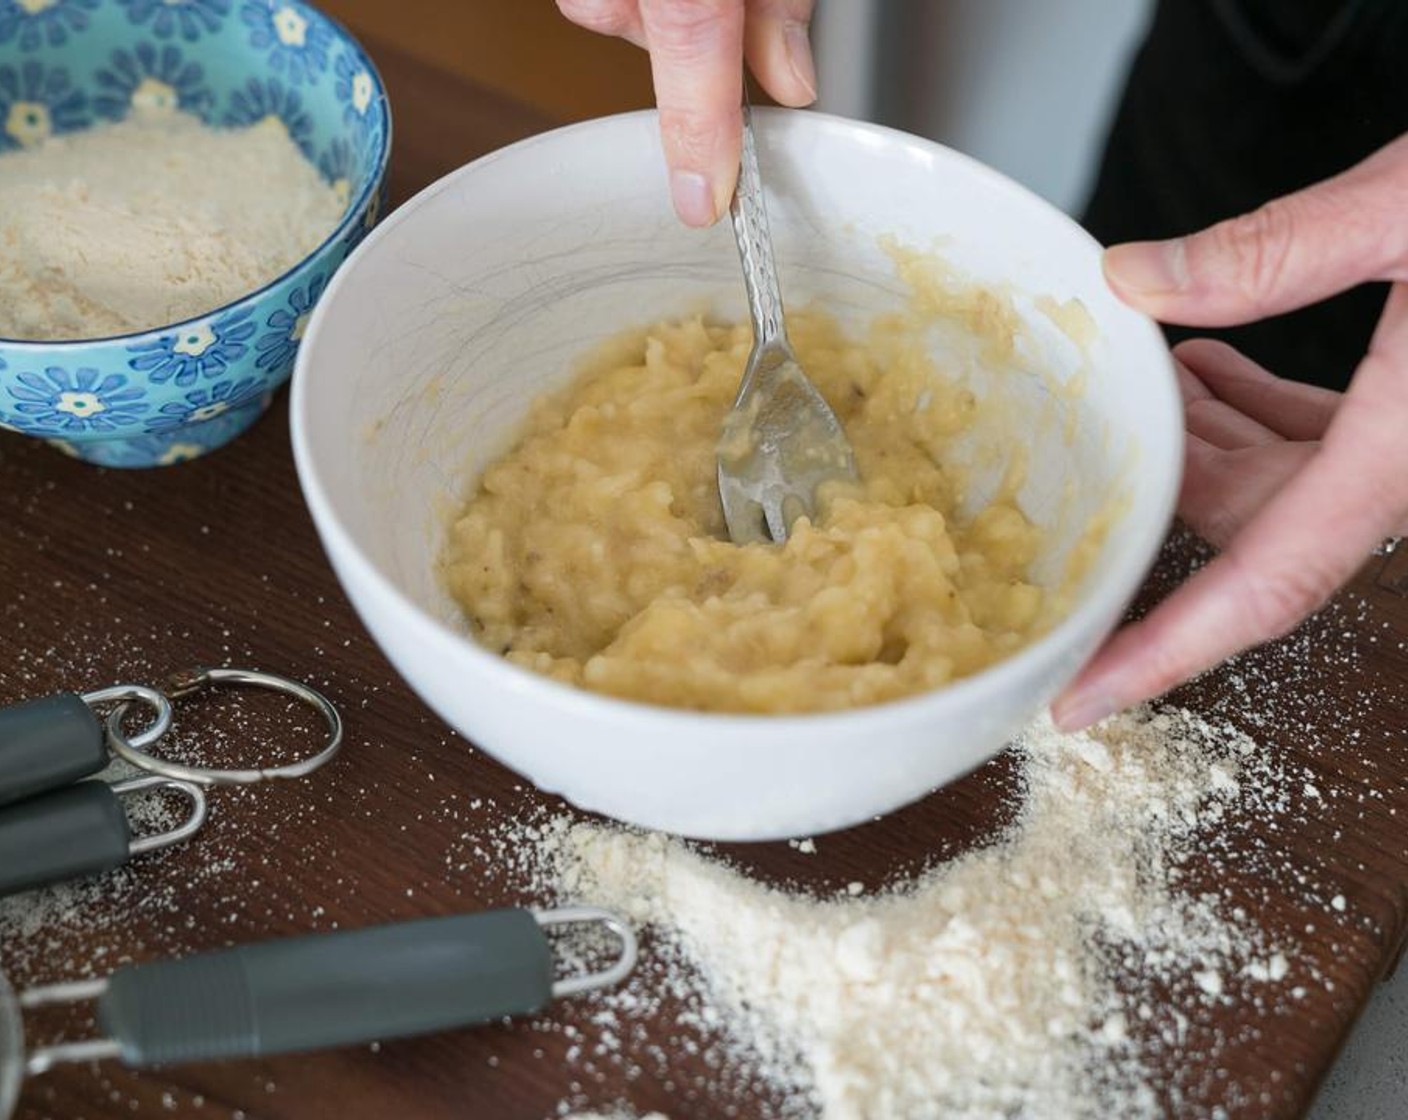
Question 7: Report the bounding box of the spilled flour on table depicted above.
[559,1113,670,1120]
[526,707,1292,1120]
[4,526,1395,1118]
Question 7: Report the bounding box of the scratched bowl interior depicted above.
[293,109,1183,840]
[0,0,389,468]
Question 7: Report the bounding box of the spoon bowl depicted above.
[717,105,858,544]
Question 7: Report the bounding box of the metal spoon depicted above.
[716,105,859,545]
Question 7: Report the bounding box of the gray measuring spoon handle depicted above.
[730,104,791,368]
[97,909,556,1066]
[0,783,131,896]
[0,778,204,898]
[0,694,108,807]
[0,685,172,807]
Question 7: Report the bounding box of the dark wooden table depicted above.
[3,36,1407,1120]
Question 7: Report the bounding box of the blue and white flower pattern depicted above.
[144,376,263,430]
[0,59,87,148]
[332,47,374,128]
[0,0,98,51]
[6,368,148,433]
[116,0,229,42]
[254,274,323,372]
[318,135,354,209]
[94,42,212,120]
[224,74,312,154]
[83,430,218,467]
[240,0,328,86]
[126,308,258,386]
[343,177,384,253]
[0,0,389,467]
[0,355,10,433]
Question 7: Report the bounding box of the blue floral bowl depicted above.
[0,0,389,467]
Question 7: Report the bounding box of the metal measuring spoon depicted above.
[0,774,206,898]
[0,907,636,1117]
[716,104,859,545]
[0,667,343,898]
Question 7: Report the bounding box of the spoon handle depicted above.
[729,104,789,364]
[97,910,555,1066]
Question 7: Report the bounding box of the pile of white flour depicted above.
[531,707,1294,1119]
[0,110,344,340]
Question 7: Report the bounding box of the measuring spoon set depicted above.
[0,667,639,1115]
[0,667,342,896]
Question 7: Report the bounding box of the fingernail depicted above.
[785,21,817,102]
[1051,691,1120,732]
[670,169,716,227]
[1105,238,1188,296]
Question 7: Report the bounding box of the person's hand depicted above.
[1053,132,1408,730]
[557,0,817,226]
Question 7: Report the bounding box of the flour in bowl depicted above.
[0,109,344,340]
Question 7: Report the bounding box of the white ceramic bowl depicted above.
[291,108,1182,841]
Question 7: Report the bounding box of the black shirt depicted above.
[1082,0,1408,390]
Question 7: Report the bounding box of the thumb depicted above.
[1102,132,1408,327]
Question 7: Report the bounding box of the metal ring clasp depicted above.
[534,906,639,999]
[110,775,208,856]
[79,685,172,752]
[104,667,343,787]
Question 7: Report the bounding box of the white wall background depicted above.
[815,0,1156,215]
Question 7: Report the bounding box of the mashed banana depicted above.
[443,299,1058,715]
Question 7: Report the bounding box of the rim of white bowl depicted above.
[291,107,1183,733]
[0,6,393,350]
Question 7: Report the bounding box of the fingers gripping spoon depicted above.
[716,104,859,544]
